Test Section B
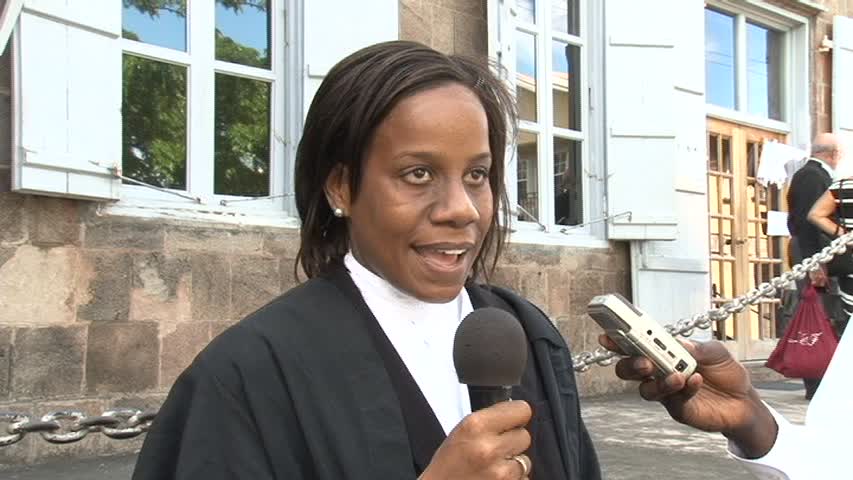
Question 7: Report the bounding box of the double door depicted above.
[706,119,787,360]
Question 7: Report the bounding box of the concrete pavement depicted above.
[1,380,809,479]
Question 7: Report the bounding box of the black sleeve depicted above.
[132,362,278,480]
[792,169,832,255]
[577,418,602,480]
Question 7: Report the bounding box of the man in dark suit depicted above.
[786,133,843,399]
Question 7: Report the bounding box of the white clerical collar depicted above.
[811,157,835,176]
[343,252,463,308]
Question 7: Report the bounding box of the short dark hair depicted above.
[294,41,516,281]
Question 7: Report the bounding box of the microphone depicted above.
[453,307,528,411]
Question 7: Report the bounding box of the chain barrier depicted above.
[3,231,852,446]
[0,409,156,447]
[570,230,853,372]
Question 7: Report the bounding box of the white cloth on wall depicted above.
[757,141,809,187]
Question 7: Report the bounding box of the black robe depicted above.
[132,268,601,479]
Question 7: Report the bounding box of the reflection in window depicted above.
[122,55,187,190]
[214,74,271,197]
[705,9,735,110]
[747,22,783,120]
[215,0,271,69]
[552,41,581,131]
[518,0,536,24]
[122,0,187,51]
[553,138,582,226]
[552,1,579,36]
[517,132,539,222]
[516,31,538,123]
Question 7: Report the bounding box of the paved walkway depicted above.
[2,380,809,479]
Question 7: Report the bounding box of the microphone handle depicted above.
[468,385,513,411]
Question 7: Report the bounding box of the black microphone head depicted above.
[453,307,528,387]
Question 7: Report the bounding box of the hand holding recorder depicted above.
[589,294,778,459]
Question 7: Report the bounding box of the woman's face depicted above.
[328,83,494,303]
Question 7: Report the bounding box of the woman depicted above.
[808,169,852,333]
[132,41,600,480]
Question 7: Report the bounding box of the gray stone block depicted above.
[160,322,210,389]
[231,255,280,320]
[0,327,11,400]
[569,271,606,316]
[0,167,10,193]
[131,252,191,299]
[27,196,82,246]
[84,220,164,250]
[0,46,10,93]
[262,229,301,258]
[12,326,87,399]
[166,226,263,255]
[86,322,158,394]
[501,243,562,266]
[0,89,10,168]
[77,252,132,323]
[0,193,25,244]
[190,254,231,322]
[279,257,301,293]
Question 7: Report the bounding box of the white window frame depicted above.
[704,0,810,149]
[108,0,302,226]
[508,0,607,248]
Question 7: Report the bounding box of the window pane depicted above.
[122,55,187,190]
[517,31,538,123]
[554,138,582,226]
[214,74,271,197]
[215,0,271,69]
[552,1,579,36]
[518,0,536,24]
[704,8,735,110]
[552,41,581,130]
[747,22,783,120]
[517,132,539,222]
[122,0,187,51]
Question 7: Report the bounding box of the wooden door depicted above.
[706,119,787,360]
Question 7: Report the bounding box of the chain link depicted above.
[571,230,853,371]
[0,408,156,447]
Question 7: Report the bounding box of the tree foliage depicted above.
[122,0,271,196]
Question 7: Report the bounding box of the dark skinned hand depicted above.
[599,335,778,458]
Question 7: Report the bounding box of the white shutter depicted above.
[11,0,120,200]
[487,0,518,215]
[604,0,677,240]
[628,0,710,334]
[303,0,399,116]
[0,0,23,54]
[834,15,853,146]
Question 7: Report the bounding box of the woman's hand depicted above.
[600,335,779,458]
[420,400,532,480]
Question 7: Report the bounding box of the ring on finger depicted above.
[510,454,531,477]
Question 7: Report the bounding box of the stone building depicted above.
[0,0,850,465]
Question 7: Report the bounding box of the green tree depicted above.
[122,0,272,196]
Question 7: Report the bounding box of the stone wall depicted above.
[0,6,631,464]
[0,200,630,464]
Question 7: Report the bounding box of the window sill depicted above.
[706,106,792,134]
[507,228,610,249]
[102,198,301,230]
[104,195,609,248]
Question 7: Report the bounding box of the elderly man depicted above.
[786,133,846,399]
